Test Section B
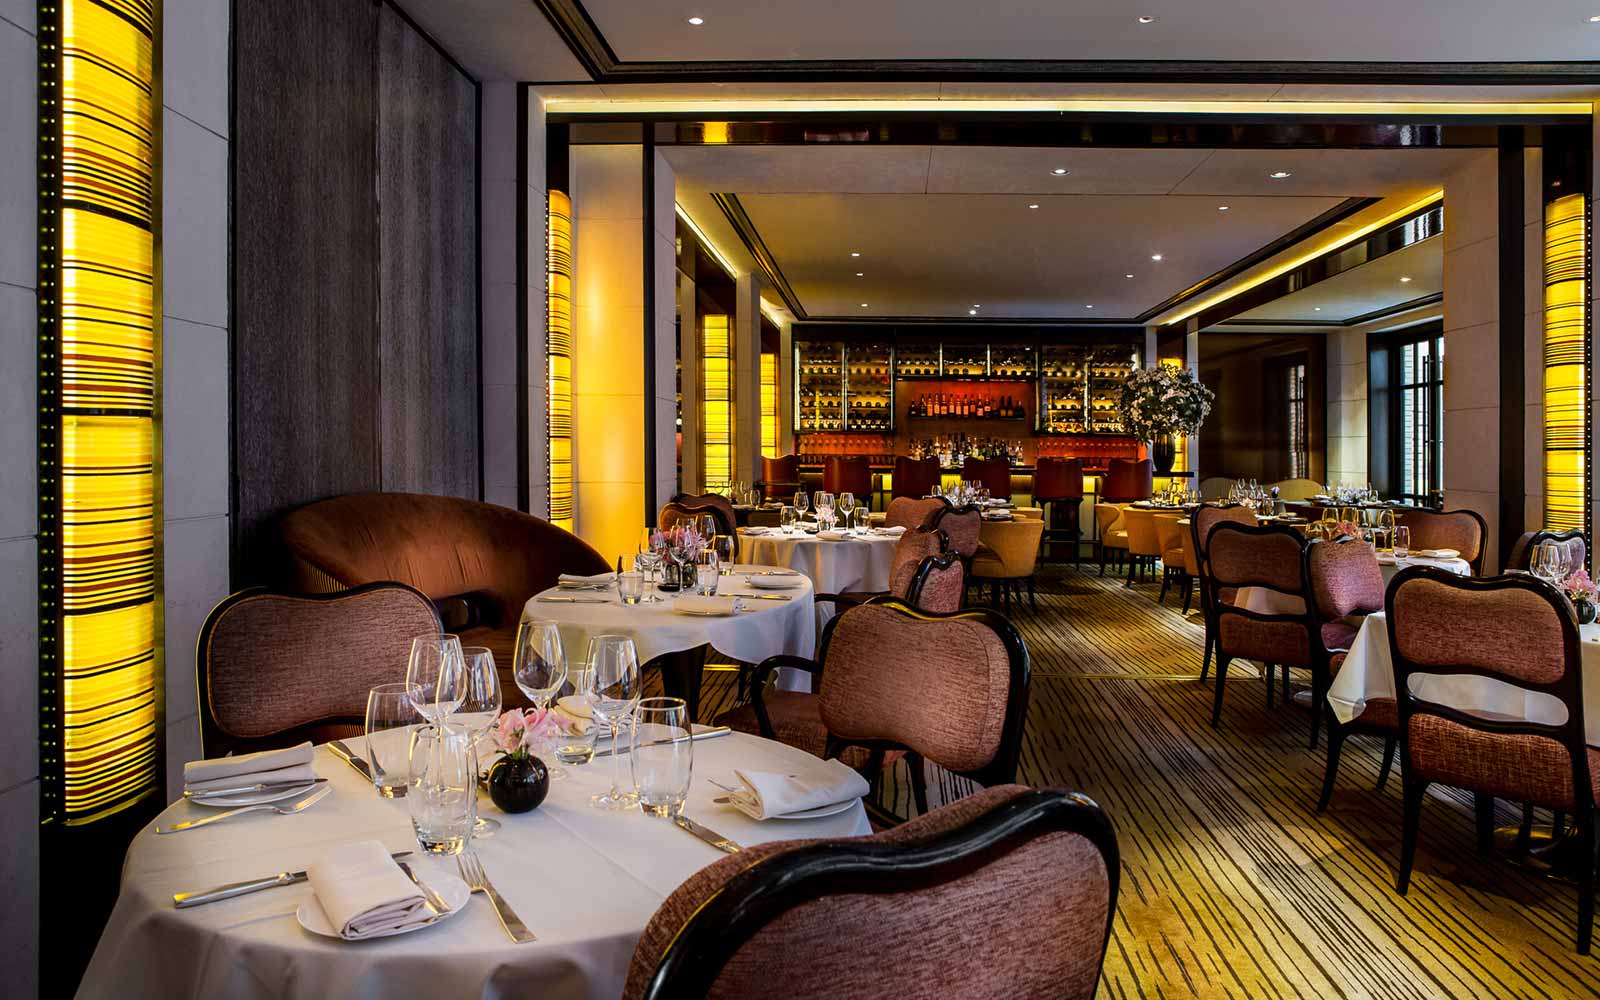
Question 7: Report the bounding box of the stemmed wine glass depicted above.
[838,492,857,533]
[407,634,465,725]
[457,646,502,836]
[513,618,570,779]
[793,491,809,520]
[585,634,641,810]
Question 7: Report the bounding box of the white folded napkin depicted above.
[554,696,594,733]
[874,525,907,536]
[815,530,849,541]
[307,840,432,940]
[728,759,871,820]
[559,572,615,588]
[183,742,316,794]
[674,595,746,615]
[1417,548,1461,560]
[742,526,773,536]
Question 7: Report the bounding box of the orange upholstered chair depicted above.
[761,454,801,501]
[823,456,873,503]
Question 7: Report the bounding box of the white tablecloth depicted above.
[737,530,898,597]
[1327,612,1600,746]
[521,565,815,668]
[1232,556,1472,615]
[80,733,871,1000]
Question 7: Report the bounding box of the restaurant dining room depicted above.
[8,1,1600,997]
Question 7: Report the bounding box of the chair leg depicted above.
[1474,793,1496,858]
[1211,655,1230,727]
[1125,552,1136,588]
[1099,545,1108,577]
[1027,575,1037,611]
[1181,577,1193,615]
[1317,726,1347,811]
[1159,567,1171,603]
[1282,662,1291,704]
[1556,811,1569,838]
[1515,802,1535,854]
[1308,684,1324,750]
[1581,813,1598,955]
[1265,663,1276,709]
[908,752,930,818]
[990,580,1001,609]
[1200,630,1213,684]
[1397,776,1428,894]
[1376,737,1398,792]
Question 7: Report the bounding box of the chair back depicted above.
[892,455,942,500]
[1387,569,1587,809]
[760,455,801,501]
[1094,503,1126,542]
[823,456,873,499]
[1509,528,1588,575]
[625,786,1118,1000]
[1121,508,1162,558]
[1034,456,1085,502]
[668,492,738,536]
[1395,508,1488,574]
[978,519,1045,578]
[1198,476,1236,500]
[1188,504,1257,565]
[1268,478,1322,502]
[1101,458,1153,503]
[1154,514,1186,566]
[660,500,735,539]
[961,457,1012,501]
[884,496,942,531]
[1206,523,1314,668]
[818,600,1029,789]
[929,500,983,559]
[887,528,965,614]
[196,583,442,757]
[1308,536,1385,620]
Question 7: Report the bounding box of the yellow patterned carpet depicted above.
[683,567,1600,999]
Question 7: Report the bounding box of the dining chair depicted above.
[1203,522,1315,729]
[195,582,443,758]
[929,499,983,561]
[1033,456,1085,565]
[663,493,738,537]
[1094,503,1129,576]
[1394,508,1489,574]
[1120,508,1162,588]
[760,454,801,502]
[1385,567,1595,952]
[1188,504,1259,682]
[961,456,1012,502]
[1199,476,1237,501]
[1101,457,1154,504]
[814,526,965,616]
[1507,528,1588,574]
[623,785,1118,1000]
[1307,537,1395,808]
[891,455,941,501]
[970,518,1046,613]
[715,599,1030,824]
[884,495,943,532]
[823,456,873,506]
[1268,478,1323,502]
[1154,513,1188,606]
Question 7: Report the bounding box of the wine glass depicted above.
[838,492,857,532]
[407,634,465,725]
[513,618,570,780]
[696,513,719,544]
[637,526,662,588]
[1393,525,1411,560]
[714,532,737,573]
[793,491,809,518]
[458,646,502,836]
[586,634,642,810]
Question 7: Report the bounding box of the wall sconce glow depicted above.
[39,0,162,823]
[702,315,733,488]
[1543,192,1589,536]
[547,189,575,532]
[759,353,778,458]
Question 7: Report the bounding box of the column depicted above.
[734,273,765,484]
[651,150,678,511]
[1326,325,1369,487]
[778,318,795,456]
[479,81,521,511]
[524,90,550,517]
[678,270,701,493]
[1185,324,1201,481]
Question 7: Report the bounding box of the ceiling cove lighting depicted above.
[674,203,739,277]
[1543,192,1589,535]
[548,190,575,533]
[543,97,1592,118]
[40,0,163,824]
[1161,189,1445,326]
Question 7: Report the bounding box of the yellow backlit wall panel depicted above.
[1544,193,1589,536]
[40,0,162,823]
[547,190,574,532]
[702,315,733,488]
[760,353,778,458]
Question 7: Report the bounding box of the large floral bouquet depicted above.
[1117,366,1214,441]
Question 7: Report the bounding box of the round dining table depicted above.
[79,732,871,1000]
[736,528,899,597]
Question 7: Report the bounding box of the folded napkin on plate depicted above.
[183,741,316,794]
[554,696,593,733]
[1417,548,1460,560]
[559,572,615,588]
[815,530,850,541]
[674,595,746,615]
[727,759,871,820]
[873,525,907,536]
[307,840,432,940]
[742,526,773,536]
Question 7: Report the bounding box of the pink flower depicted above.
[492,709,527,754]
[1566,569,1599,603]
[520,707,569,750]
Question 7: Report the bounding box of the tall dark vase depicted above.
[1152,433,1177,475]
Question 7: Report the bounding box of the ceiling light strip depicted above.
[544,98,1592,118]
[675,202,739,278]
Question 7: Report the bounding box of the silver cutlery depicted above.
[456,851,536,943]
[537,596,611,604]
[734,593,792,601]
[157,784,331,834]
[172,850,414,909]
[328,740,373,781]
[591,726,731,759]
[398,860,450,915]
[184,777,327,799]
[674,814,743,854]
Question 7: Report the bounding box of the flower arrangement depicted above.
[1335,521,1365,541]
[1565,569,1598,605]
[651,524,705,560]
[1116,366,1215,441]
[491,707,570,761]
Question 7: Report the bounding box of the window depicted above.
[1286,361,1309,479]
[1370,324,1444,505]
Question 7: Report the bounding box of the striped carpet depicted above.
[674,566,1600,999]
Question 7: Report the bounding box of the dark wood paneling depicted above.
[233,0,379,580]
[376,4,479,499]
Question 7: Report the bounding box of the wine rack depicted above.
[942,342,987,377]
[844,342,893,432]
[895,342,940,378]
[1038,344,1139,434]
[989,343,1036,379]
[796,340,844,432]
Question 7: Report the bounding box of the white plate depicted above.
[746,574,804,590]
[558,582,612,591]
[1418,548,1461,560]
[187,782,320,808]
[674,606,739,617]
[723,798,858,821]
[297,872,471,941]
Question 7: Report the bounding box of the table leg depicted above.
[650,645,709,722]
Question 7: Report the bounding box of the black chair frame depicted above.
[1186,503,1253,684]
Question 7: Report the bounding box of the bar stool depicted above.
[1033,456,1085,566]
[824,456,873,509]
[892,455,941,501]
[760,454,800,503]
[961,457,1012,502]
[1102,457,1153,504]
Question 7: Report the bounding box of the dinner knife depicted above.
[173,851,413,908]
[674,814,742,854]
[591,726,732,758]
[536,596,611,604]
[397,860,450,914]
[735,593,792,601]
[183,777,328,799]
[328,740,373,782]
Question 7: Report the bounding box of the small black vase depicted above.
[487,755,549,814]
[1152,433,1177,475]
[1578,599,1597,626]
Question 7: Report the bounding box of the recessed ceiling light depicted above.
[855,271,864,277]
[972,304,981,309]
[1125,273,1135,278]
[968,309,977,316]
[860,303,868,308]
[1028,203,1040,209]
[1314,306,1322,312]
[1589,14,1600,21]
[1085,304,1094,309]
[1052,167,1069,175]
[1217,205,1230,211]
[1151,254,1163,261]
[1137,15,1156,23]
[686,15,704,25]
[1268,170,1293,179]
[1400,276,1413,283]
[849,251,861,257]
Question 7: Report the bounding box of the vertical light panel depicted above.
[39,0,162,823]
[702,314,733,488]
[759,352,778,457]
[1544,192,1589,535]
[547,189,574,532]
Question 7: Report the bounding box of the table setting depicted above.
[81,625,869,1000]
[738,490,900,605]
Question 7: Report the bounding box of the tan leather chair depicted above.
[1121,507,1162,588]
[1269,478,1322,502]
[1199,476,1236,501]
[1095,503,1129,577]
[972,518,1046,613]
[1154,513,1188,607]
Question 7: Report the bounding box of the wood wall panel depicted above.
[233,0,379,579]
[377,5,480,499]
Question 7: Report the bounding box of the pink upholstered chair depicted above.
[1188,504,1259,682]
[622,785,1118,1000]
[1308,537,1395,808]
[196,583,443,757]
[1395,508,1488,574]
[929,500,983,560]
[1203,522,1314,730]
[815,526,965,616]
[884,496,943,532]
[714,600,1030,823]
[1508,528,1588,575]
[1386,568,1594,952]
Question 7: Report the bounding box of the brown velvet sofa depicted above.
[277,492,610,701]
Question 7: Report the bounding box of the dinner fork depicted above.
[157,785,331,834]
[456,851,536,943]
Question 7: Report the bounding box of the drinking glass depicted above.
[1393,525,1411,560]
[587,634,642,810]
[407,634,465,724]
[408,724,475,855]
[458,647,502,836]
[714,533,737,574]
[364,683,421,798]
[632,698,693,818]
[780,505,797,533]
[838,492,857,530]
[513,618,570,778]
[794,491,809,517]
[695,550,720,595]
[618,571,645,604]
[696,513,719,542]
[554,660,599,766]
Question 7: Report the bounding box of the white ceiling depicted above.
[1226,235,1443,323]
